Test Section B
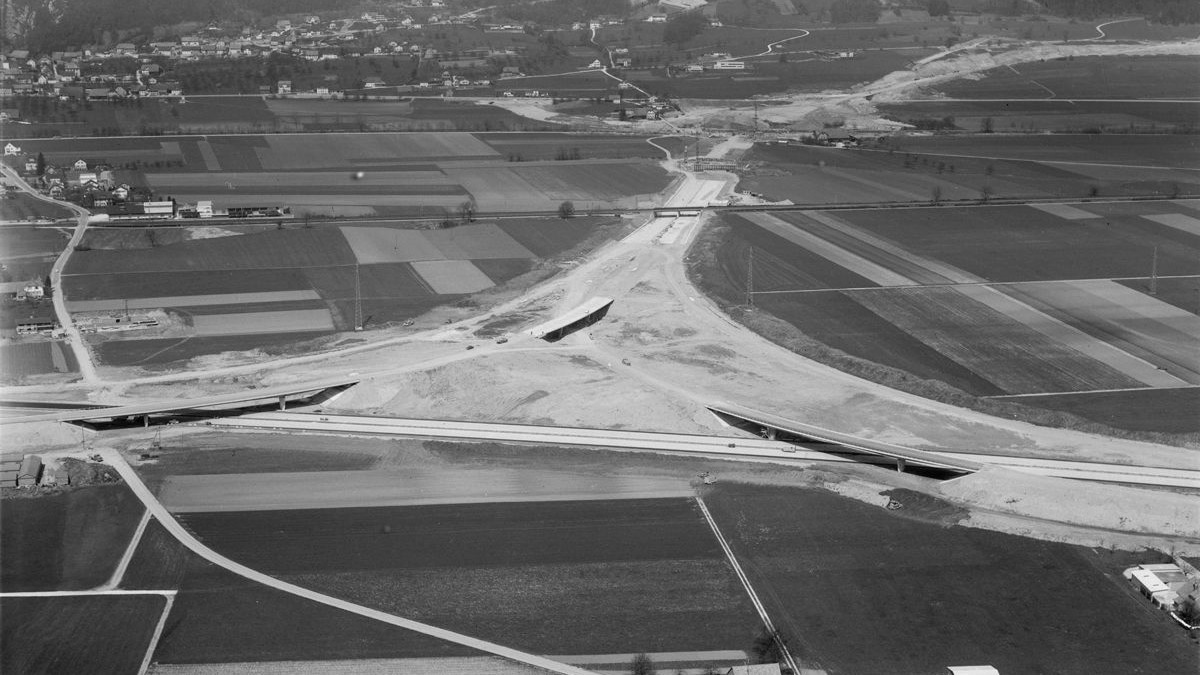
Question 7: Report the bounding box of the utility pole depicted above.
[353,263,363,331]
[746,247,754,308]
[1150,246,1159,296]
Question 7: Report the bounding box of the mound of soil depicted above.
[880,488,969,526]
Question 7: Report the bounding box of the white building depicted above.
[713,60,745,70]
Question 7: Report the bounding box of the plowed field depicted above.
[178,498,760,655]
[703,483,1197,675]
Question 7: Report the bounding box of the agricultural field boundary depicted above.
[103,450,599,675]
[147,657,553,674]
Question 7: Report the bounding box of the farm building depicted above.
[0,454,22,486]
[17,454,42,486]
[0,281,27,298]
[1125,566,1180,610]
[16,315,57,335]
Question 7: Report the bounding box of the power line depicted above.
[1150,245,1159,296]
[354,262,363,331]
[746,246,754,307]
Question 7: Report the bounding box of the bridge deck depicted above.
[708,401,983,473]
[0,377,359,424]
[527,296,614,340]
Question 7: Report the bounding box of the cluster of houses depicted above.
[1,48,184,102]
[3,147,148,207]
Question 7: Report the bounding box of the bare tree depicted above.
[751,627,789,664]
[458,200,476,224]
[980,184,994,203]
[629,652,654,675]
[1178,597,1200,626]
[931,184,943,204]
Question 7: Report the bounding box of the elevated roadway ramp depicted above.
[707,402,1200,489]
[526,297,614,341]
[0,377,359,425]
[708,401,982,474]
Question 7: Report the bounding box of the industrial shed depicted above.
[17,454,42,487]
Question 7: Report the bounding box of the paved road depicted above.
[102,450,600,675]
[0,164,98,382]
[206,412,1200,489]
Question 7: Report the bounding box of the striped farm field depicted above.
[831,203,1200,282]
[177,498,760,656]
[845,286,1145,395]
[255,133,500,170]
[0,341,78,382]
[21,132,672,217]
[1,595,167,675]
[700,202,1199,427]
[72,216,622,367]
[1001,280,1200,384]
[410,260,495,294]
[191,309,335,335]
[67,290,322,313]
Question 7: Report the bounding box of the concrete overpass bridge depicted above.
[707,402,983,475]
[0,377,359,426]
[526,297,614,342]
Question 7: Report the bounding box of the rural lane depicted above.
[102,450,601,675]
[1,164,98,383]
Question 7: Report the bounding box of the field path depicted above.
[1084,17,1145,41]
[695,496,799,674]
[732,28,811,60]
[102,508,152,590]
[103,450,599,675]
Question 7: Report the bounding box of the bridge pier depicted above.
[143,415,149,428]
[896,458,906,473]
[278,395,287,411]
